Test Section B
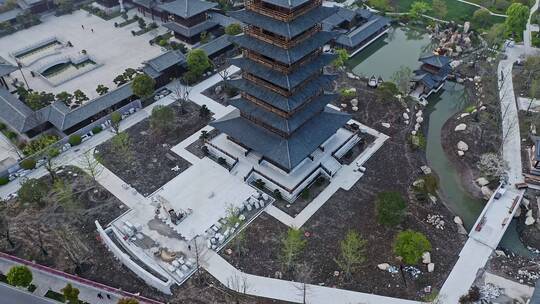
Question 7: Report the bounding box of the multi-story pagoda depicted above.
[211,0,350,173]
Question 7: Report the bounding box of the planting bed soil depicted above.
[185,129,220,159]
[273,176,330,217]
[487,253,540,287]
[96,101,211,196]
[222,76,465,300]
[339,133,376,165]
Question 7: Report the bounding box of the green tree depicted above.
[185,49,211,83]
[150,105,175,134]
[376,82,400,102]
[431,0,448,18]
[73,89,88,105]
[61,283,79,304]
[111,132,133,163]
[110,111,122,134]
[18,178,48,207]
[472,8,492,29]
[6,265,32,287]
[394,230,432,264]
[131,74,155,101]
[280,227,307,271]
[335,230,366,279]
[96,84,109,95]
[375,191,407,226]
[44,147,60,182]
[505,3,530,41]
[332,49,349,68]
[485,23,506,47]
[368,0,391,11]
[224,23,242,35]
[55,91,73,105]
[409,1,431,19]
[391,66,413,95]
[117,298,139,304]
[200,31,210,44]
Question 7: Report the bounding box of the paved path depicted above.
[203,251,421,304]
[525,0,540,48]
[456,0,507,17]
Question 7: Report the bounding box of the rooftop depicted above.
[419,54,451,68]
[158,0,217,19]
[335,14,390,48]
[0,7,21,23]
[162,20,217,38]
[0,57,18,78]
[197,34,233,58]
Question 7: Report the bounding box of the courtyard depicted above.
[0,9,164,101]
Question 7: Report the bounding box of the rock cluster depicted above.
[427,214,445,230]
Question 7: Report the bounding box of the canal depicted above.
[349,26,529,255]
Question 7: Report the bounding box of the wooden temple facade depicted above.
[211,0,349,172]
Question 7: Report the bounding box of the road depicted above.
[0,283,57,304]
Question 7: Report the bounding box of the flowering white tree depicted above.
[478,153,508,182]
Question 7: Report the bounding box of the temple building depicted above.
[412,54,452,99]
[160,0,219,44]
[210,0,356,201]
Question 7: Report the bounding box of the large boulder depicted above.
[422,252,431,264]
[378,263,390,271]
[427,263,435,273]
[453,216,463,225]
[457,141,469,151]
[403,113,410,120]
[381,122,391,128]
[476,177,489,187]
[481,186,493,200]
[455,123,467,132]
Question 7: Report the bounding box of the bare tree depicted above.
[0,206,15,249]
[226,273,250,304]
[172,79,191,114]
[294,262,313,304]
[22,225,48,256]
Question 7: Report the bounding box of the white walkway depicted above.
[525,0,540,49]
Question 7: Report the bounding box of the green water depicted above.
[347,27,433,81]
[350,26,531,255]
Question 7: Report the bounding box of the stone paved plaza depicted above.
[0,9,165,100]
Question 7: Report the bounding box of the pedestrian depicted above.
[81,24,84,29]
[106,294,111,300]
[188,245,191,251]
[97,293,103,299]
[91,28,94,33]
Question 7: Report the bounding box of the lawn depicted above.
[380,0,506,25]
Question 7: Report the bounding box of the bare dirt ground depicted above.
[221,75,466,301]
[273,176,330,217]
[0,167,291,303]
[96,101,210,196]
[441,59,502,198]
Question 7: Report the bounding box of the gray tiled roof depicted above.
[197,34,232,57]
[230,54,335,90]
[0,8,21,23]
[229,93,336,134]
[228,74,336,112]
[0,88,34,132]
[335,15,390,48]
[211,107,349,170]
[230,6,336,38]
[60,84,133,130]
[0,58,18,78]
[419,54,451,68]
[322,7,356,29]
[132,0,165,11]
[262,0,310,9]
[230,31,335,65]
[208,11,239,27]
[146,50,186,73]
[163,20,217,37]
[158,0,217,18]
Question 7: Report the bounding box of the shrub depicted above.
[273,189,282,201]
[6,131,17,140]
[92,126,103,134]
[20,158,36,170]
[22,134,58,156]
[0,123,5,130]
[300,188,310,200]
[6,266,32,287]
[0,176,9,185]
[375,191,407,226]
[68,135,82,146]
[254,179,265,189]
[217,157,226,165]
[393,230,431,264]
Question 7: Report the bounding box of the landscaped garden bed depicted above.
[95,101,211,196]
[221,72,465,300]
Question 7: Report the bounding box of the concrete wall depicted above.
[95,221,174,294]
